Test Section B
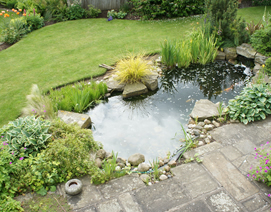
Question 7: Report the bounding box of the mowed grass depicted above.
[237,6,271,23]
[0,6,270,126]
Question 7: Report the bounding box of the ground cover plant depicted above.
[48,81,107,113]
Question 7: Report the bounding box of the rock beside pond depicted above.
[164,165,171,172]
[168,160,177,167]
[140,174,150,183]
[58,110,91,129]
[253,63,262,74]
[128,153,145,166]
[204,124,215,131]
[159,174,168,181]
[255,52,269,65]
[116,157,126,164]
[190,99,220,121]
[224,47,237,60]
[95,158,102,168]
[212,120,220,128]
[106,79,126,91]
[236,43,256,59]
[141,74,158,91]
[138,163,150,172]
[96,149,106,159]
[123,83,148,98]
[215,51,226,60]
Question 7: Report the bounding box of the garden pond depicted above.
[87,60,253,161]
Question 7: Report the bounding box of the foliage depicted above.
[151,158,160,180]
[0,17,29,44]
[86,4,101,18]
[107,9,127,19]
[130,0,205,20]
[65,2,87,20]
[0,196,24,212]
[246,19,264,35]
[253,0,271,6]
[115,53,153,84]
[161,39,178,69]
[264,58,271,75]
[226,83,271,124]
[22,84,55,120]
[250,141,271,186]
[204,0,249,47]
[25,12,44,31]
[0,116,51,157]
[49,81,107,113]
[176,40,191,67]
[0,0,17,9]
[251,25,271,56]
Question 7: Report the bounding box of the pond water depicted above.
[87,61,252,162]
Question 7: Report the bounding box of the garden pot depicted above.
[65,179,83,196]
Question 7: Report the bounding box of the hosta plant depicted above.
[226,83,271,124]
[0,116,51,157]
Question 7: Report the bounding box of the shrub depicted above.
[115,54,153,84]
[49,81,108,113]
[226,83,271,124]
[204,0,249,47]
[22,84,55,119]
[107,9,127,19]
[252,0,271,6]
[0,116,51,157]
[251,26,271,57]
[264,58,271,75]
[0,0,17,9]
[25,12,44,30]
[86,4,101,18]
[130,0,204,20]
[0,17,28,44]
[65,2,87,20]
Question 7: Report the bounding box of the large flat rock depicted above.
[203,152,258,201]
[190,99,221,121]
[255,52,269,65]
[122,83,148,98]
[224,47,237,60]
[98,174,145,199]
[58,110,91,128]
[134,178,190,212]
[183,142,222,159]
[141,74,158,91]
[215,50,226,60]
[106,79,126,91]
[236,43,257,59]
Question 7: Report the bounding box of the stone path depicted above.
[57,116,271,212]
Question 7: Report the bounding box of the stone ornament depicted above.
[65,179,83,196]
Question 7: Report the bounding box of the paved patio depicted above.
[57,116,271,212]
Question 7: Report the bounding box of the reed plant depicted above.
[115,53,153,84]
[49,81,107,113]
[161,39,177,69]
[176,41,191,68]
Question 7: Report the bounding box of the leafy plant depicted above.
[176,40,191,68]
[24,12,44,31]
[49,81,107,113]
[65,2,87,20]
[22,84,55,120]
[264,58,271,75]
[251,25,271,57]
[161,39,177,69]
[115,53,153,84]
[226,83,271,124]
[246,19,264,35]
[150,158,160,180]
[86,4,101,18]
[0,116,51,157]
[107,9,127,19]
[217,102,224,119]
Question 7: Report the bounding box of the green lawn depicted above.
[0,6,270,127]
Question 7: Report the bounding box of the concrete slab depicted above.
[234,140,256,155]
[66,176,103,210]
[232,155,247,169]
[241,194,268,212]
[75,205,97,212]
[168,200,212,212]
[220,146,243,161]
[206,191,243,212]
[183,142,222,159]
[118,193,142,212]
[134,178,190,212]
[185,174,219,198]
[98,174,145,199]
[96,199,123,212]
[203,152,259,201]
[58,110,91,128]
[171,163,207,184]
[238,154,260,174]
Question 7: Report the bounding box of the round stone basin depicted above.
[87,61,252,162]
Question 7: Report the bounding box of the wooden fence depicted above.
[80,0,128,10]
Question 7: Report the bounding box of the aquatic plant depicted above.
[115,53,153,84]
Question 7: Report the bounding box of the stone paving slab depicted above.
[220,145,243,161]
[118,193,142,212]
[167,200,212,212]
[203,152,259,201]
[183,142,222,159]
[134,178,190,212]
[98,174,145,199]
[96,199,123,212]
[241,194,269,212]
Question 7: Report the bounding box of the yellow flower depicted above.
[221,48,223,52]
[262,64,265,68]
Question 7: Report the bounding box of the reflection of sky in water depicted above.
[87,61,252,161]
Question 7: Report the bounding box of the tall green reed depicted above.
[161,39,177,69]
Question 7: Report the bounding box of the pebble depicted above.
[204,124,214,131]
[159,174,168,181]
[148,182,152,186]
[164,165,170,172]
[193,129,201,136]
[204,119,211,124]
[194,125,203,130]
[205,138,211,144]
[212,120,220,128]
[115,166,121,171]
[167,175,172,178]
[197,122,205,127]
[188,124,196,129]
[198,141,205,146]
[168,161,177,167]
[159,160,164,167]
[200,134,207,139]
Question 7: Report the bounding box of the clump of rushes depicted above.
[115,53,153,84]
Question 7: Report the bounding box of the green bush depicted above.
[251,26,271,57]
[0,116,51,157]
[226,83,271,124]
[252,0,271,6]
[130,0,204,20]
[25,12,44,30]
[264,57,271,75]
[65,2,87,20]
[49,81,108,113]
[0,0,17,9]
[0,18,29,44]
[86,4,101,18]
[107,9,127,19]
[204,0,249,47]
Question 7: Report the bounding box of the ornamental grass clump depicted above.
[226,83,271,124]
[115,54,153,84]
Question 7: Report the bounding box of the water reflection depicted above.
[88,61,251,161]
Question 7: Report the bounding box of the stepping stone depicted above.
[97,199,123,212]
[118,193,142,212]
[168,200,211,212]
[141,74,158,91]
[203,152,258,201]
[122,83,148,98]
[183,142,222,159]
[241,194,268,212]
[58,110,91,128]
